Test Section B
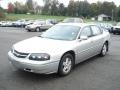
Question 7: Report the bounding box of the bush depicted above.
[0,12,6,19]
[0,7,6,20]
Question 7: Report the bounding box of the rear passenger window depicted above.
[91,26,102,36]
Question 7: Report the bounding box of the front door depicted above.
[75,26,94,64]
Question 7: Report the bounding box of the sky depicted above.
[0,0,120,9]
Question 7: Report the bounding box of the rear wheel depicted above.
[58,53,74,76]
[99,43,108,56]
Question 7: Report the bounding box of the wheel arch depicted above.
[36,27,40,29]
[60,50,76,65]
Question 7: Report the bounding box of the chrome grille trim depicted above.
[13,50,29,58]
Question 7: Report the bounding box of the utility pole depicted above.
[112,9,114,21]
[0,0,1,7]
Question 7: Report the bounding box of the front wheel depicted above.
[58,53,74,76]
[99,43,108,56]
[36,27,40,32]
[113,32,117,35]
[27,30,31,32]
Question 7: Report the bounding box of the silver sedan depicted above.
[8,23,110,76]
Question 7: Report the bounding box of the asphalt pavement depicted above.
[0,27,120,90]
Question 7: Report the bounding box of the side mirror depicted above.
[80,36,88,40]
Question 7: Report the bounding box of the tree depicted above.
[50,0,59,15]
[7,3,15,13]
[14,1,28,14]
[74,1,80,16]
[35,6,42,14]
[81,0,90,17]
[42,0,51,15]
[26,0,33,10]
[90,3,99,17]
[32,2,42,14]
[14,1,21,14]
[68,0,75,16]
[42,0,59,15]
[115,6,120,21]
[1,0,118,20]
[67,0,91,17]
[100,2,116,16]
[58,3,66,16]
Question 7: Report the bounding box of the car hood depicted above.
[13,37,75,55]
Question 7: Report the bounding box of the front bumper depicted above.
[8,51,59,74]
[25,27,36,31]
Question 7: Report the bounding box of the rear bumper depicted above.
[8,51,59,74]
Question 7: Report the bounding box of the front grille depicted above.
[13,50,29,58]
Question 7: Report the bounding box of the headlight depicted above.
[29,53,50,61]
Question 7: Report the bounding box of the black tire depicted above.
[36,27,40,32]
[99,43,108,56]
[113,32,116,35]
[58,53,74,76]
[27,30,31,32]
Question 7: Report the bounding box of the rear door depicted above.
[90,25,104,54]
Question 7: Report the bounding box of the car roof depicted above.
[64,18,83,20]
[57,23,95,28]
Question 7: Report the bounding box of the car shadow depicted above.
[12,55,106,82]
[73,54,107,72]
[14,70,60,81]
[75,55,99,68]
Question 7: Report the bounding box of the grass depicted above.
[5,13,117,25]
[6,14,69,21]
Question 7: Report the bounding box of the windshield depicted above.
[63,18,83,23]
[41,25,80,41]
[63,18,74,23]
[34,21,45,25]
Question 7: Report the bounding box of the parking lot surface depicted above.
[0,27,120,90]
